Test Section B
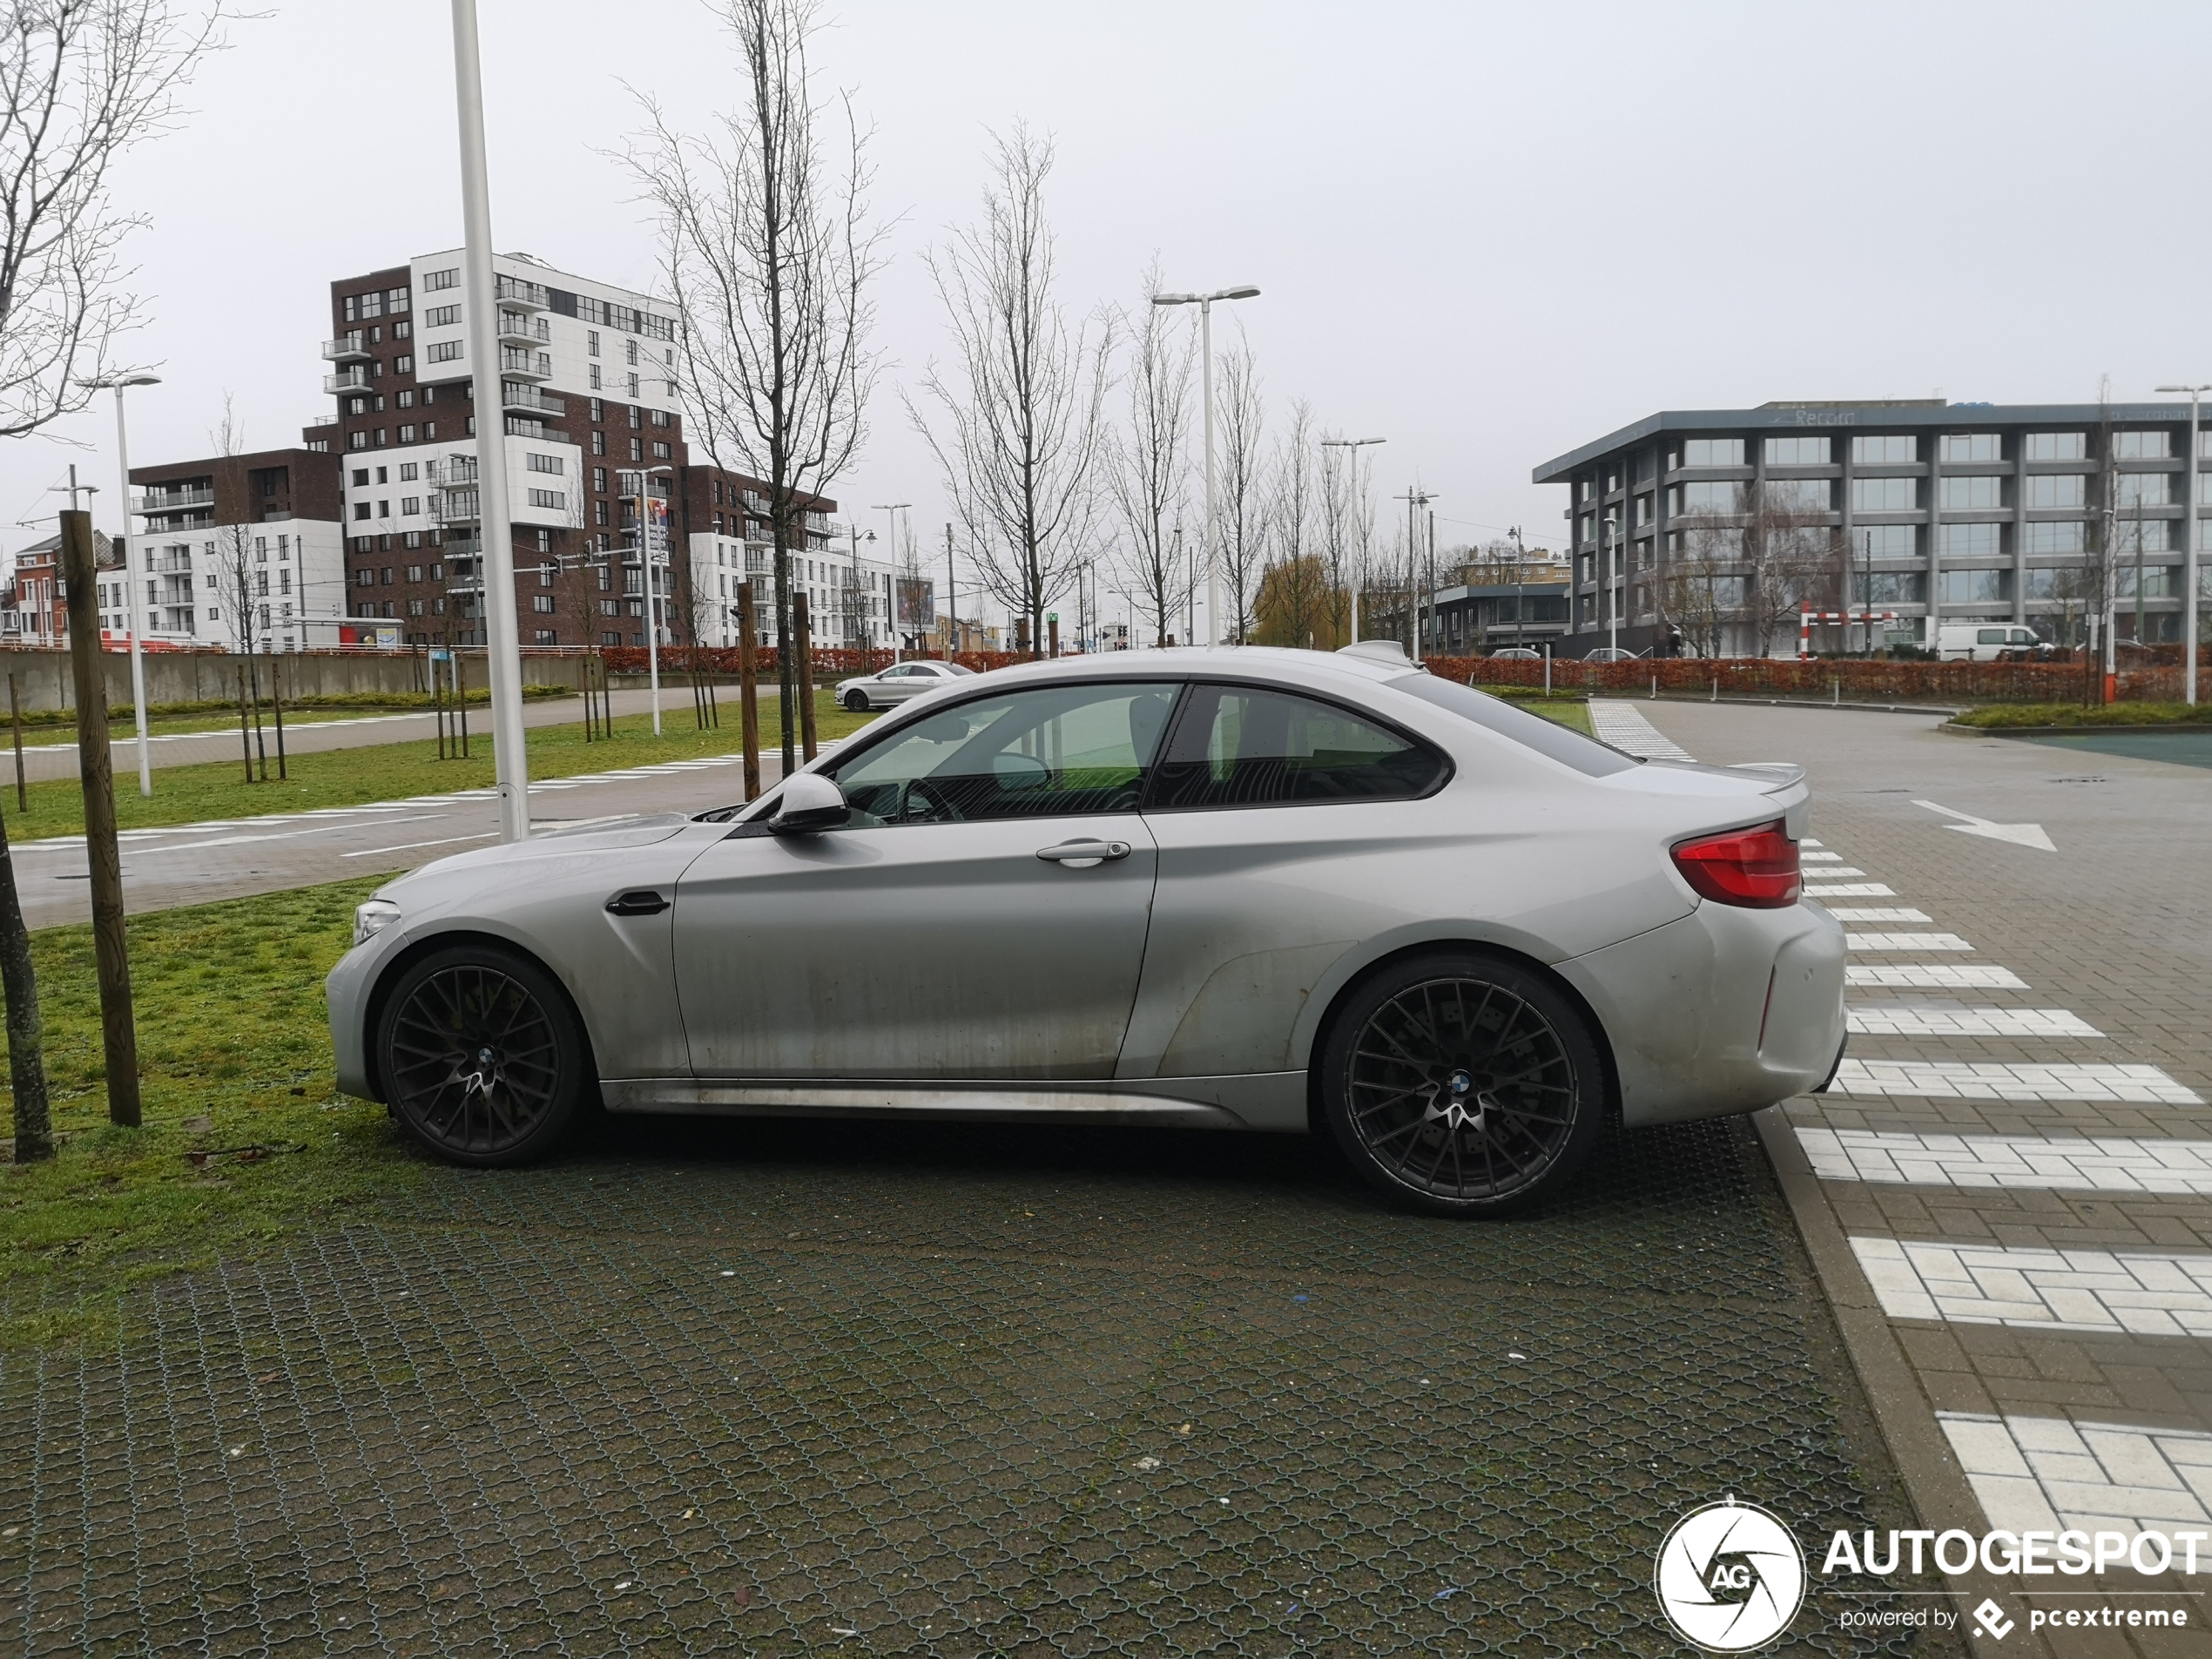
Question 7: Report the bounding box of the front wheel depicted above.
[843,689,872,711]
[1318,952,1606,1217]
[375,945,590,1168]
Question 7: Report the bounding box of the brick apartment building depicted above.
[124,448,346,651]
[309,250,882,652]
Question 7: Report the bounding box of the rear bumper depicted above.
[1553,899,1846,1129]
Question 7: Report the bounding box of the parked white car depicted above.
[1937,624,2047,662]
[836,659,976,711]
[327,647,1846,1215]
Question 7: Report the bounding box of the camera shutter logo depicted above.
[1654,1497,1807,1652]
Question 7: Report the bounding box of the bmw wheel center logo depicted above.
[1655,1497,1808,1652]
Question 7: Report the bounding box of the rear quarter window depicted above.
[1386,675,1639,777]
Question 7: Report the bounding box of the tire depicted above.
[374,943,590,1168]
[844,689,872,711]
[1318,951,1606,1217]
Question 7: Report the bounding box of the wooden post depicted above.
[9,673,24,812]
[272,653,288,780]
[455,649,469,758]
[737,582,761,799]
[433,649,448,760]
[237,665,253,782]
[794,590,818,762]
[0,793,51,1159]
[60,509,139,1129]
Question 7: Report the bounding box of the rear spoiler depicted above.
[1728,762,1807,792]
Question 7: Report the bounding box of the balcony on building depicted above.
[501,381,564,416]
[137,484,213,516]
[321,333,373,363]
[495,274,550,312]
[325,366,373,395]
[496,310,550,345]
[498,347,552,383]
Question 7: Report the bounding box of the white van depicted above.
[1937,624,2045,663]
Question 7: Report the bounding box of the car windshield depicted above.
[1386,675,1640,777]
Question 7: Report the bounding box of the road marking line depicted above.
[1845,1006,2101,1038]
[1805,882,1896,897]
[1804,1129,2212,1192]
[1831,1059,2199,1104]
[1586,700,1696,762]
[1806,866,1868,877]
[1802,851,1846,863]
[1825,907,1931,922]
[1913,799,2056,852]
[1846,964,2026,988]
[116,813,451,857]
[1853,1237,2212,1337]
[1939,1413,2212,1537]
[1845,931,1973,952]
[341,833,498,860]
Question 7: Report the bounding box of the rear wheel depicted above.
[844,689,872,711]
[1319,952,1605,1217]
[375,944,589,1168]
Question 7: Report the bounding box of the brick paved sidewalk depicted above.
[1642,700,2212,1658]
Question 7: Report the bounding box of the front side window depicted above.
[1150,685,1447,809]
[827,681,1180,826]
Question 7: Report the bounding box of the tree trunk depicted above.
[0,805,51,1161]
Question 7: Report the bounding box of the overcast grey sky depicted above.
[9,0,2210,611]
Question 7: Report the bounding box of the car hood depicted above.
[374,812,695,892]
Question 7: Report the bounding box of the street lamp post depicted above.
[1510,524,1526,651]
[1151,285,1259,647]
[873,502,910,662]
[448,0,530,841]
[2156,382,2209,705]
[82,374,160,797]
[1321,435,1386,644]
[624,465,674,735]
[1603,511,1620,656]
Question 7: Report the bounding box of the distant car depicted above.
[326,645,1846,1217]
[1584,647,1642,664]
[835,659,976,711]
[1489,647,1544,661]
[1937,624,2049,664]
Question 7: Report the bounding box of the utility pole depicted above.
[944,523,957,660]
[2156,382,2208,704]
[1151,286,1260,646]
[1511,524,1527,651]
[1322,436,1386,646]
[873,502,909,661]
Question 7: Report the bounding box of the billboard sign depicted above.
[896,577,935,629]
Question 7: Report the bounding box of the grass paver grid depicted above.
[1,1112,1934,1656]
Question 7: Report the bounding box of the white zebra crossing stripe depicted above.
[1845,932,1974,952]
[1846,964,2026,988]
[1806,883,1897,897]
[1939,1413,2212,1538]
[1845,1006,2101,1038]
[1852,1237,2212,1337]
[1825,907,1931,922]
[1586,700,1696,762]
[1831,1060,2200,1104]
[1801,1129,2212,1192]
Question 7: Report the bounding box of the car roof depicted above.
[958,645,1409,694]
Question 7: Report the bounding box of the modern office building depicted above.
[127,448,346,651]
[1534,400,2206,656]
[307,249,860,651]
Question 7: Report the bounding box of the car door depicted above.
[673,678,1184,1080]
[880,664,930,703]
[1117,681,1454,1082]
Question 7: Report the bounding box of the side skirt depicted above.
[599,1073,1310,1132]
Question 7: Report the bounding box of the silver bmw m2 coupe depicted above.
[327,646,1844,1215]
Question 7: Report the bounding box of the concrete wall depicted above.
[0,648,591,712]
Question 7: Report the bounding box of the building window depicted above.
[629,437,643,462]
[2023,521,2085,556]
[592,466,607,494]
[527,453,563,475]
[400,496,421,517]
[628,405,642,428]
[397,424,416,444]
[531,594,556,614]
[1853,571,1927,605]
[1939,433,2002,463]
[354,502,371,521]
[589,363,602,390]
[427,341,462,364]
[1761,477,1829,512]
[395,355,414,375]
[425,304,460,328]
[595,500,610,526]
[1666,482,1737,516]
[2114,473,2171,508]
[651,408,671,428]
[1672,438,1744,469]
[589,397,604,422]
[396,389,415,408]
[424,422,436,441]
[1937,522,2002,557]
[1939,475,2006,510]
[2113,430,2171,460]
[2022,475,2085,509]
[1763,436,1830,465]
[1850,435,1917,464]
[538,561,556,586]
[651,441,671,460]
[1850,476,1919,512]
[423,267,459,292]
[374,428,388,447]
[1849,523,1919,559]
[407,564,424,583]
[1938,567,2013,604]
[2122,518,2171,552]
[347,431,367,450]
[2025,432,2086,462]
[381,567,395,585]
[626,373,640,398]
[591,430,607,456]
[527,489,565,510]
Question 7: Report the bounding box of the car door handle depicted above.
[1035,839,1131,867]
[605,889,671,916]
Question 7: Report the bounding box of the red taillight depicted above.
[1671,819,1801,908]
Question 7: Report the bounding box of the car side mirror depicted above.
[768,772,849,835]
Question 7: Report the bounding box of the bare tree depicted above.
[1653,515,1739,658]
[626,0,881,770]
[1214,336,1266,644]
[1107,264,1190,648]
[1255,400,1332,648]
[1737,482,1838,657]
[909,124,1114,657]
[0,3,230,438]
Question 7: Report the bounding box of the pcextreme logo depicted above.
[1654,1497,1808,1652]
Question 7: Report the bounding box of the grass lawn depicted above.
[2,691,875,841]
[1,876,420,1351]
[1525,701,1594,736]
[1952,700,2212,729]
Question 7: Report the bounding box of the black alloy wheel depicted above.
[376,946,589,1168]
[844,689,872,711]
[1320,952,1605,1216]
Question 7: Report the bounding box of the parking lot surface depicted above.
[2,1106,1929,1656]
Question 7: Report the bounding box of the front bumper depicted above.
[1553,899,1846,1129]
